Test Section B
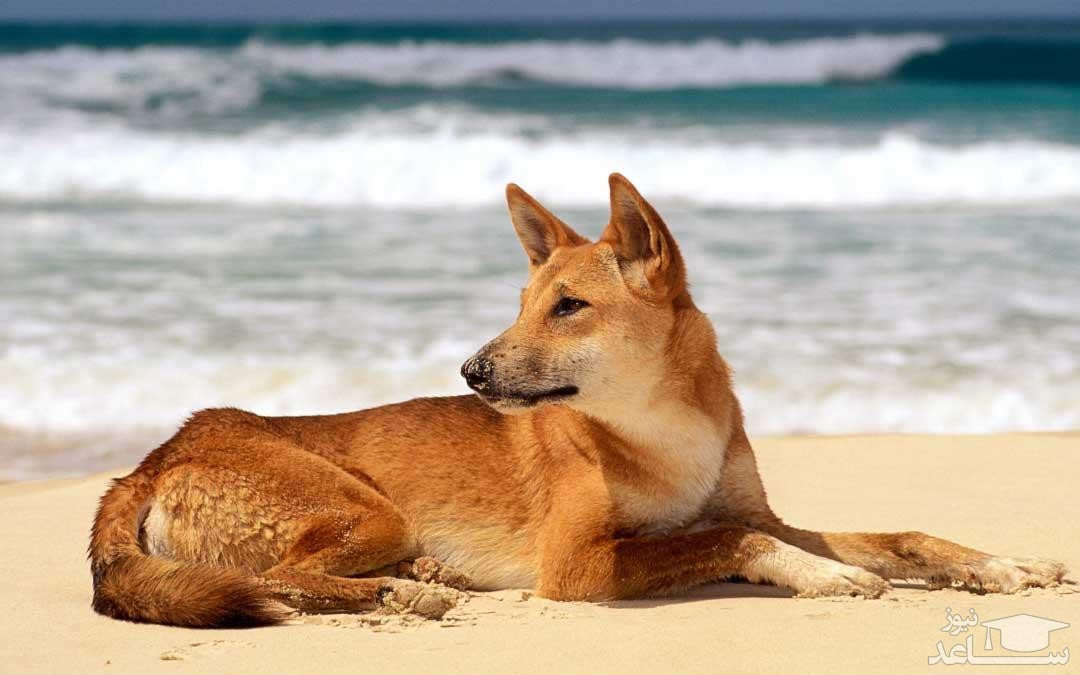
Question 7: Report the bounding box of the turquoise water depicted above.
[2,20,1080,478]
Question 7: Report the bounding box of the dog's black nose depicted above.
[460,355,494,392]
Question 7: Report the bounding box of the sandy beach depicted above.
[4,432,1077,674]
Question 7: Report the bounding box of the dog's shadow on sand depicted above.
[600,580,795,610]
[601,578,1080,609]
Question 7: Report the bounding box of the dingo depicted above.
[90,174,1065,626]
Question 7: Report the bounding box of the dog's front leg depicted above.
[537,524,891,601]
[762,526,1067,594]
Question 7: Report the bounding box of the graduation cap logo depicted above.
[929,608,1071,666]
[982,614,1070,653]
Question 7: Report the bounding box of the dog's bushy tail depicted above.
[88,470,288,627]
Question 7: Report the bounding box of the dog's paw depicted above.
[376,580,460,619]
[396,556,472,591]
[793,560,891,599]
[934,557,1067,594]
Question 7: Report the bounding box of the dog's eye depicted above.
[553,297,589,317]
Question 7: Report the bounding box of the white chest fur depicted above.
[603,405,728,535]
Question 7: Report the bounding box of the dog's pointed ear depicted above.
[601,173,686,297]
[506,183,588,268]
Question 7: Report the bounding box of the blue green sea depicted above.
[3,20,1080,478]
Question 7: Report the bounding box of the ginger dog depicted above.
[89,174,1065,626]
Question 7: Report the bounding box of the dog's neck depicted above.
[550,306,738,531]
[577,383,732,533]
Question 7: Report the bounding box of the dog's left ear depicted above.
[601,173,686,298]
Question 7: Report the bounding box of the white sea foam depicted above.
[4,352,1077,437]
[3,118,1080,210]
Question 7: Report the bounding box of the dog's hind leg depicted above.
[255,513,459,618]
[362,557,472,590]
[256,569,458,618]
[146,431,461,619]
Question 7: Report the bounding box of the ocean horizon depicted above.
[3,17,1080,479]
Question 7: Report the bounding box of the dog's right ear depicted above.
[602,173,686,299]
[506,184,588,269]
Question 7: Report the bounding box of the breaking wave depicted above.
[0,33,944,119]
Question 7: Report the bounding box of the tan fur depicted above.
[89,173,1066,627]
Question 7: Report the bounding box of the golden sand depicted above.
[4,433,1078,674]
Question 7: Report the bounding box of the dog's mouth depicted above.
[479,385,579,410]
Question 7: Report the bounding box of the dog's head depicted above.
[462,173,704,418]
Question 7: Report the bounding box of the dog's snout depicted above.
[461,355,495,392]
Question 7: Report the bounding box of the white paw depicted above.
[956,557,1067,594]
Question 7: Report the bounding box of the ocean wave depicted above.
[0,33,944,119]
[237,33,945,88]
[0,45,263,118]
[4,30,1079,127]
[3,120,1080,210]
